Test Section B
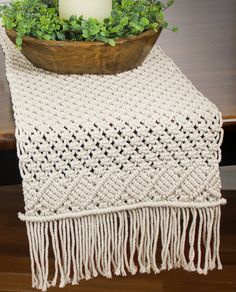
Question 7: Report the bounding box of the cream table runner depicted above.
[0,30,226,291]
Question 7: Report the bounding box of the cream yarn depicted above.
[0,30,226,291]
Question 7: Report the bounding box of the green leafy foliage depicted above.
[0,0,177,48]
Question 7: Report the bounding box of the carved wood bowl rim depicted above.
[6,28,161,47]
[5,28,162,74]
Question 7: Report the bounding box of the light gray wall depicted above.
[220,166,236,190]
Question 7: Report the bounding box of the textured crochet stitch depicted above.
[0,29,226,291]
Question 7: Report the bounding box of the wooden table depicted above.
[0,0,235,152]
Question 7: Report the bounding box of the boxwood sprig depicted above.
[0,0,177,48]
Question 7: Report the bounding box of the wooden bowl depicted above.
[6,29,162,75]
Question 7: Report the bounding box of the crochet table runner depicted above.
[0,30,226,291]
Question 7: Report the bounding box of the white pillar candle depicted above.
[59,0,112,21]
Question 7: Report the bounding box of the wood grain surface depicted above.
[0,185,235,291]
[0,0,235,150]
[6,29,162,74]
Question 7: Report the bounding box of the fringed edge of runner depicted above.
[24,205,223,291]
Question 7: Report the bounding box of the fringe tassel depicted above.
[25,206,222,291]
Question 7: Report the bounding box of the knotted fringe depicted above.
[25,206,222,291]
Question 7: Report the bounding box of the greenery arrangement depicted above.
[0,0,177,47]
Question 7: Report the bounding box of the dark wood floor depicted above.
[0,185,235,292]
